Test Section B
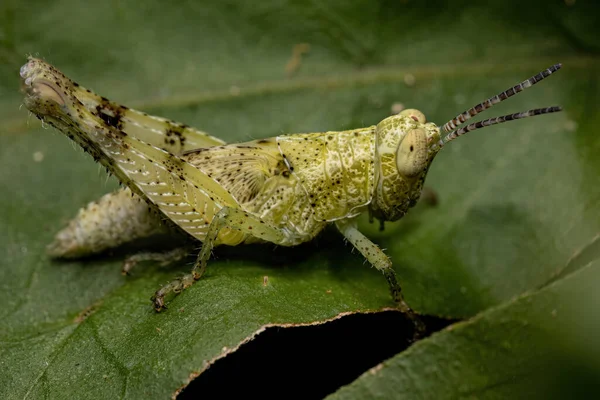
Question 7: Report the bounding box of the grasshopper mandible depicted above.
[20,58,562,317]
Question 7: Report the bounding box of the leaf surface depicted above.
[1,0,599,398]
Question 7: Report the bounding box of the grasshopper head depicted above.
[370,64,563,222]
[370,109,441,221]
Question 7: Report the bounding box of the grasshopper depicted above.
[20,58,562,318]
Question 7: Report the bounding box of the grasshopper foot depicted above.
[400,303,426,342]
[385,270,426,340]
[151,273,196,312]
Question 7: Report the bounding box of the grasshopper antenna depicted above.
[442,106,562,143]
[437,64,562,146]
[442,64,561,133]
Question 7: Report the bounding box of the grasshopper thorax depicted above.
[369,109,441,222]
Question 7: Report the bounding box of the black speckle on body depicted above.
[95,98,126,131]
[165,123,188,148]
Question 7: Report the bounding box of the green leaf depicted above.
[327,260,600,400]
[1,0,599,398]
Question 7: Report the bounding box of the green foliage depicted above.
[330,261,600,399]
[1,0,599,398]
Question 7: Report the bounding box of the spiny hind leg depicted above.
[335,220,425,337]
[25,57,226,152]
[152,207,289,311]
[122,246,193,275]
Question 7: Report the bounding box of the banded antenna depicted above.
[438,64,562,147]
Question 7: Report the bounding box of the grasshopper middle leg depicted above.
[152,207,289,311]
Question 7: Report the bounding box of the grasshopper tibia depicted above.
[152,206,290,311]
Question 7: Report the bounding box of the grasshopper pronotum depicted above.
[20,58,562,321]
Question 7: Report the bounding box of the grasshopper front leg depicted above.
[152,206,289,311]
[335,220,425,335]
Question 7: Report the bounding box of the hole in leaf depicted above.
[178,311,452,399]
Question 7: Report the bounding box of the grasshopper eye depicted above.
[399,109,426,124]
[396,128,428,177]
